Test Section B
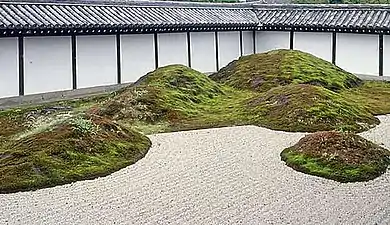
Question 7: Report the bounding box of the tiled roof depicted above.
[254,4,390,32]
[1,1,390,36]
[0,0,258,35]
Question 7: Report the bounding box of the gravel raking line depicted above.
[1,116,390,225]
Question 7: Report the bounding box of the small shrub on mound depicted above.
[211,49,361,92]
[248,84,379,132]
[281,131,390,182]
[95,64,225,122]
[0,114,151,193]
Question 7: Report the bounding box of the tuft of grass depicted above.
[281,131,390,182]
[210,49,361,92]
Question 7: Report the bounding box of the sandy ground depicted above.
[0,117,389,225]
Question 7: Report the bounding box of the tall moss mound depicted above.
[248,84,379,132]
[211,49,362,92]
[96,64,225,122]
[0,114,151,193]
[281,131,390,182]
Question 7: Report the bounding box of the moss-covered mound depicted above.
[95,64,225,122]
[248,84,379,132]
[281,131,390,182]
[340,81,390,115]
[211,49,362,92]
[0,114,151,193]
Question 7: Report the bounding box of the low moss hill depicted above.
[96,65,225,122]
[0,114,151,193]
[248,84,379,132]
[281,131,390,182]
[95,63,380,133]
[211,49,362,92]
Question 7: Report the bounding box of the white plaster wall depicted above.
[190,32,216,73]
[294,32,332,62]
[218,31,240,68]
[255,31,290,53]
[121,34,155,82]
[336,33,379,76]
[158,33,188,67]
[384,35,390,76]
[76,35,117,89]
[24,36,72,95]
[242,31,254,56]
[0,37,18,98]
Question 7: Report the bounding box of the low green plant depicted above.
[69,116,100,135]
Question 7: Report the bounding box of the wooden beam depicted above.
[215,31,219,71]
[154,33,159,69]
[18,36,24,95]
[379,34,384,76]
[71,35,77,89]
[289,30,294,50]
[332,32,337,65]
[187,32,192,67]
[116,34,122,84]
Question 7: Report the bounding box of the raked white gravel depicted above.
[1,116,390,225]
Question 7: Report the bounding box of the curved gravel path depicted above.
[1,118,390,225]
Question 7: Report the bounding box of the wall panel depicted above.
[336,33,379,75]
[384,35,390,76]
[190,32,216,73]
[76,35,117,89]
[158,33,188,67]
[218,31,240,68]
[294,32,332,62]
[0,37,18,98]
[242,31,254,55]
[121,34,155,82]
[24,36,72,95]
[255,31,290,53]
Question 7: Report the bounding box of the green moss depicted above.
[248,84,378,132]
[340,81,390,115]
[281,131,390,182]
[211,49,361,92]
[0,93,111,139]
[3,55,390,192]
[95,64,385,133]
[0,115,151,193]
[96,64,226,122]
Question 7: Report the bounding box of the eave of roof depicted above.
[254,4,390,33]
[1,1,390,37]
[0,0,259,37]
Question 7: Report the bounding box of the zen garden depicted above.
[2,0,390,223]
[1,49,389,193]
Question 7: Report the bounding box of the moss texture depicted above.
[95,65,228,127]
[248,84,379,132]
[210,49,362,92]
[3,51,390,192]
[95,63,381,133]
[340,81,390,115]
[281,131,390,182]
[0,114,151,193]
